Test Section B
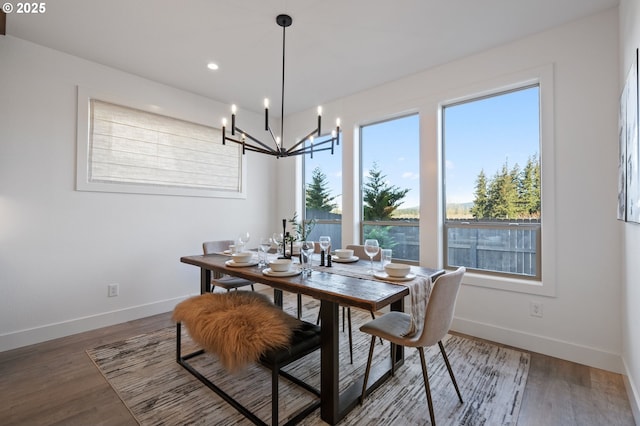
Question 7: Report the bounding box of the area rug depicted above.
[87,298,529,425]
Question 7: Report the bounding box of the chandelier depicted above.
[221,14,340,158]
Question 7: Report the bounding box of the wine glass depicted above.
[319,236,331,260]
[238,232,250,252]
[301,241,315,276]
[364,239,380,274]
[259,237,271,267]
[272,232,284,255]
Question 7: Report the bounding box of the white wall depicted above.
[0,36,277,351]
[1,11,635,417]
[619,0,640,421]
[283,9,624,374]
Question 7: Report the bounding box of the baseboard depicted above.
[622,358,640,425]
[0,296,190,352]
[451,316,624,374]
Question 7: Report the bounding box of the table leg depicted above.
[273,289,283,308]
[200,268,211,294]
[320,300,339,424]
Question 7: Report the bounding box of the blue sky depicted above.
[305,85,539,209]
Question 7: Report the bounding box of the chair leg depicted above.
[391,343,396,376]
[347,307,353,364]
[418,347,436,426]
[251,284,255,291]
[438,340,463,403]
[360,335,377,405]
[272,366,279,426]
[297,294,302,319]
[342,306,345,331]
[370,310,383,345]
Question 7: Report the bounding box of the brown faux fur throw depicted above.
[172,292,300,372]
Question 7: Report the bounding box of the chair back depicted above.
[416,267,465,347]
[203,240,235,255]
[346,244,382,261]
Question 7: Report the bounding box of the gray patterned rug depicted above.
[87,297,529,425]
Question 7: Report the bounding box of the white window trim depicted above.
[76,86,247,199]
[437,64,556,297]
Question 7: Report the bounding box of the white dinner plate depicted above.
[225,259,258,267]
[262,268,301,277]
[331,255,359,263]
[373,271,416,282]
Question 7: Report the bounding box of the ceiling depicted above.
[5,0,618,116]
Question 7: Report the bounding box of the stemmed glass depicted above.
[259,237,271,267]
[319,236,331,262]
[272,232,284,256]
[364,239,380,274]
[301,241,315,276]
[238,232,250,252]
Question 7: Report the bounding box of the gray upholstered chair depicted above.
[359,267,466,426]
[203,240,255,292]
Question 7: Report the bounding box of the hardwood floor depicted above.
[0,300,635,425]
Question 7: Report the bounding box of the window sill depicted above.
[460,270,555,297]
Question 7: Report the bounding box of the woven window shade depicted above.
[89,100,241,192]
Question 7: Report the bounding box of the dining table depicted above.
[180,251,444,425]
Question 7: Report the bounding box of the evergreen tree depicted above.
[470,155,540,220]
[470,169,488,219]
[305,167,338,212]
[363,162,410,220]
[487,161,519,218]
[520,154,541,217]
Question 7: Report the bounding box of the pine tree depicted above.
[520,154,540,217]
[305,167,338,212]
[470,169,488,219]
[471,155,540,220]
[487,161,519,218]
[363,162,410,220]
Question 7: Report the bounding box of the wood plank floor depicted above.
[0,296,635,425]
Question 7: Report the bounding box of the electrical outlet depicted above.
[529,301,543,318]
[108,283,119,297]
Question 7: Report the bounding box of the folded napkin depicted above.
[402,275,432,337]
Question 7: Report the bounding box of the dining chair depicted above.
[203,240,255,292]
[359,267,466,426]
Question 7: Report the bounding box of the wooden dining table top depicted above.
[180,253,445,312]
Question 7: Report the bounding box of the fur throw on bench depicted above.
[173,292,300,372]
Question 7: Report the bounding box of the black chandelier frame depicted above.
[221,14,340,158]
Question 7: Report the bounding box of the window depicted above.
[360,114,420,262]
[442,85,541,279]
[303,133,342,248]
[77,88,245,198]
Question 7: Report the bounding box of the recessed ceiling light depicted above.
[207,62,219,71]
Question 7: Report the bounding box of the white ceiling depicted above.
[5,0,618,115]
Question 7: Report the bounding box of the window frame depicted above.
[438,64,556,297]
[359,113,421,264]
[76,86,247,198]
